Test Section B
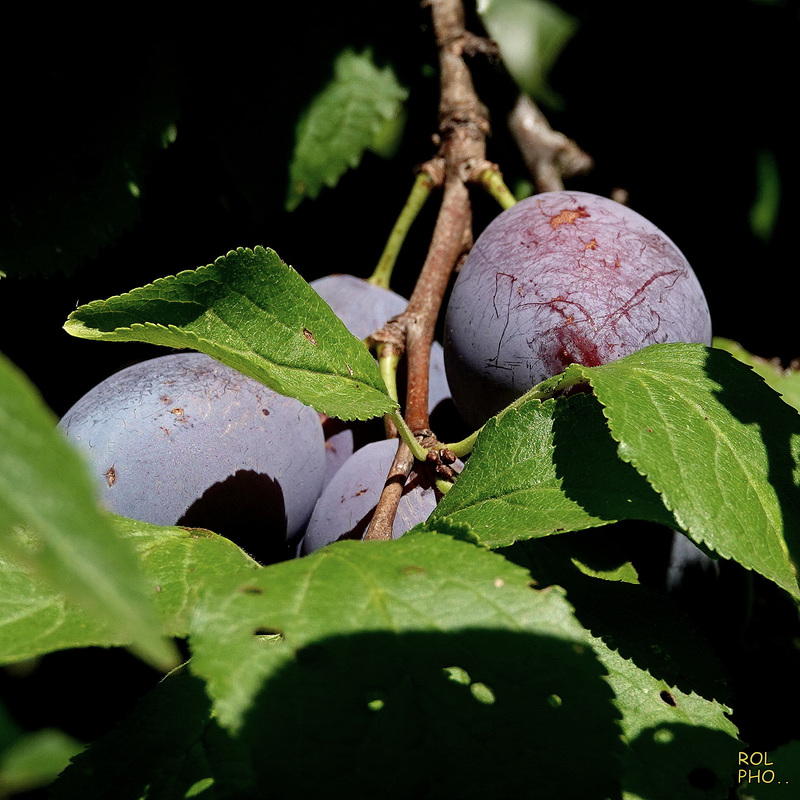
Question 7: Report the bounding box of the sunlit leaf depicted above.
[63,246,397,421]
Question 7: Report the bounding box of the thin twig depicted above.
[507,93,592,192]
[399,0,490,435]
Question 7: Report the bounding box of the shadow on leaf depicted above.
[240,628,622,799]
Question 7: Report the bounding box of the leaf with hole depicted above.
[593,638,740,800]
[188,532,624,798]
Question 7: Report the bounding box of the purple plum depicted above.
[300,438,459,554]
[443,191,712,426]
[310,274,460,479]
[58,352,326,562]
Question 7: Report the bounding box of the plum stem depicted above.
[389,409,429,462]
[434,476,456,494]
[477,166,517,209]
[377,343,403,439]
[368,170,439,290]
[377,344,401,404]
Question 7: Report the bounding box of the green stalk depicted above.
[389,409,429,462]
[368,171,436,289]
[435,476,456,494]
[436,429,480,459]
[377,344,401,404]
[502,370,585,412]
[477,166,517,210]
[438,370,585,458]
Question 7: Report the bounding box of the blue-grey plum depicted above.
[310,274,450,409]
[58,352,326,563]
[300,438,459,554]
[310,274,408,342]
[310,274,463,479]
[444,191,713,427]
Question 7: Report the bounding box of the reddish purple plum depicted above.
[443,191,712,426]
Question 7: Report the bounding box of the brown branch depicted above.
[362,438,415,541]
[364,0,491,540]
[403,174,472,432]
[508,93,593,192]
[403,0,490,434]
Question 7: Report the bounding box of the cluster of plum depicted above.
[59,274,457,563]
[59,192,712,565]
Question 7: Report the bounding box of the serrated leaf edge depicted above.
[583,364,800,598]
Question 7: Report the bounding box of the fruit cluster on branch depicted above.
[58,0,711,559]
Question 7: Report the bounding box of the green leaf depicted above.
[477,0,579,109]
[116,517,261,637]
[430,391,676,546]
[286,48,408,211]
[433,342,800,597]
[714,336,800,413]
[563,343,800,598]
[0,728,84,797]
[63,246,397,421]
[49,668,257,800]
[593,639,740,800]
[749,148,781,242]
[0,352,176,671]
[739,740,800,798]
[189,532,624,798]
[0,516,259,664]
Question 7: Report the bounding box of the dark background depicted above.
[2,1,798,419]
[1,0,799,760]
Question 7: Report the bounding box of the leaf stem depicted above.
[435,369,587,458]
[500,369,586,415]
[390,409,429,462]
[437,428,480,459]
[377,344,401,404]
[476,166,517,209]
[368,171,437,290]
